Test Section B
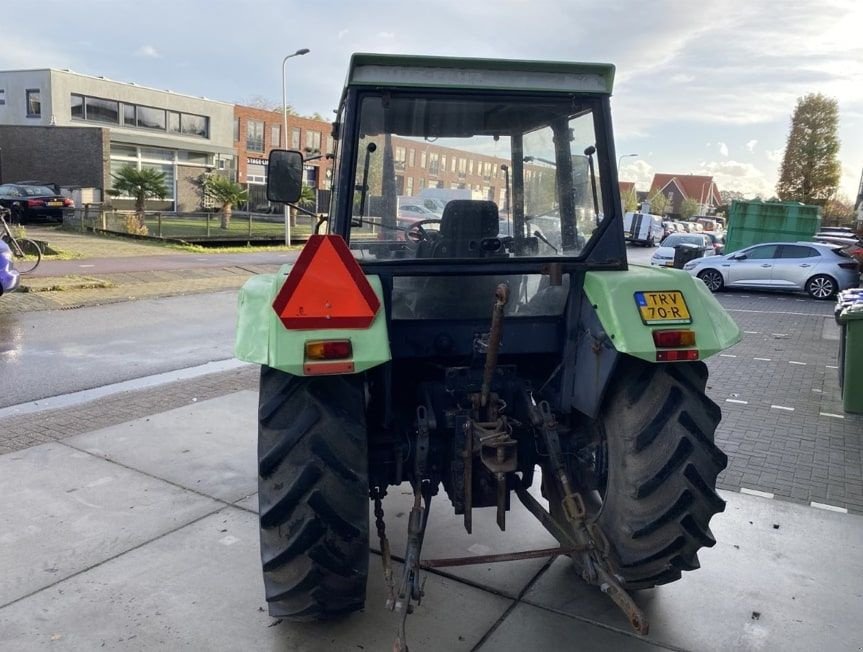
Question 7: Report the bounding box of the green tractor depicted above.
[235,54,740,643]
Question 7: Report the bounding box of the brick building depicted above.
[233,105,519,211]
[233,105,335,210]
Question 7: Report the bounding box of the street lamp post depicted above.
[618,153,638,170]
[282,48,310,246]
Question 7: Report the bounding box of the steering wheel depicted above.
[404,218,443,245]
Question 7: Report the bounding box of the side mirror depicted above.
[731,253,746,260]
[266,149,303,204]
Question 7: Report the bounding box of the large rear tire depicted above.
[593,358,727,589]
[257,367,369,620]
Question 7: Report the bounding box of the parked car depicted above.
[398,204,438,220]
[0,184,74,223]
[0,239,20,296]
[683,241,860,299]
[650,233,714,267]
[705,232,725,255]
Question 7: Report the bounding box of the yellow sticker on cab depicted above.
[634,291,692,325]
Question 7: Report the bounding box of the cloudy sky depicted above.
[4,0,862,200]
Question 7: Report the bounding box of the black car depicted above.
[0,183,74,223]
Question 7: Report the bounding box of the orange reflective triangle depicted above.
[272,235,380,329]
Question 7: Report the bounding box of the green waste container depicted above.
[839,303,863,414]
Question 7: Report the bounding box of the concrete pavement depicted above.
[2,388,862,651]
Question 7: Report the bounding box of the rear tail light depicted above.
[305,339,352,361]
[838,262,859,270]
[657,349,700,361]
[653,329,697,362]
[63,198,75,207]
[26,199,44,207]
[652,329,696,348]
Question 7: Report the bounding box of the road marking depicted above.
[719,354,737,358]
[743,330,760,334]
[726,398,749,404]
[753,357,772,361]
[810,502,848,514]
[820,412,845,419]
[78,264,95,268]
[812,388,823,393]
[771,333,788,337]
[726,309,832,317]
[770,405,795,411]
[741,488,774,499]
[796,299,806,302]
[788,361,806,366]
[826,365,839,369]
[739,295,751,298]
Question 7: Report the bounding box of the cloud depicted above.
[619,159,655,191]
[135,45,160,58]
[337,29,349,39]
[746,139,758,152]
[765,148,783,163]
[718,142,729,157]
[697,160,774,197]
[376,32,395,39]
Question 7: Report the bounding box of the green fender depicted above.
[583,264,741,362]
[234,265,392,375]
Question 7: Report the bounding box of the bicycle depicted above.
[0,206,42,273]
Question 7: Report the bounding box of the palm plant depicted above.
[204,175,249,229]
[290,184,316,226]
[110,165,168,229]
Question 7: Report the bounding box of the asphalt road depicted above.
[0,291,238,408]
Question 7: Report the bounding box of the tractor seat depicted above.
[432,200,500,258]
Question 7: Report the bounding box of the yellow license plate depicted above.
[634,291,691,324]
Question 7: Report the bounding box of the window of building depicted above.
[26,89,41,117]
[429,152,439,175]
[406,177,414,195]
[450,157,456,172]
[0,89,5,106]
[234,117,240,142]
[327,135,334,154]
[137,105,166,130]
[291,127,301,149]
[395,146,406,170]
[123,104,135,126]
[468,160,474,175]
[440,155,447,171]
[420,151,427,168]
[271,124,281,148]
[247,119,264,152]
[305,130,321,152]
[70,94,209,137]
[71,94,84,119]
[408,149,415,167]
[181,113,208,138]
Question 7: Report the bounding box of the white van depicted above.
[623,211,663,246]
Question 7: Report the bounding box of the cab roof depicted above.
[345,53,615,95]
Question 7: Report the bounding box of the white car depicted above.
[650,233,714,267]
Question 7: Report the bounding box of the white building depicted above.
[0,68,235,211]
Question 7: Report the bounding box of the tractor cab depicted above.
[270,55,626,323]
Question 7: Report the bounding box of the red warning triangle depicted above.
[272,235,380,329]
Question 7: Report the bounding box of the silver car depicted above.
[683,241,861,299]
